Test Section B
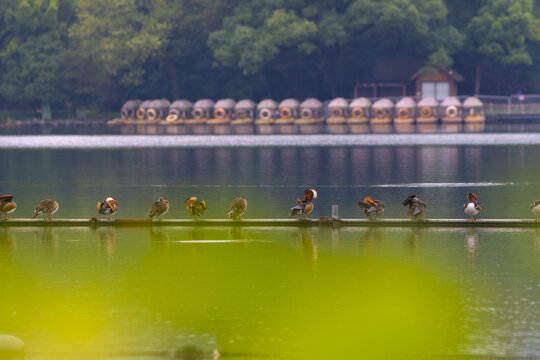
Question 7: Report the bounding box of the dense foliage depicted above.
[0,0,539,112]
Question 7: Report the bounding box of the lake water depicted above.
[0,132,539,359]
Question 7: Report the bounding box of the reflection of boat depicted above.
[417,123,437,133]
[347,97,371,124]
[464,122,485,132]
[348,123,370,134]
[440,96,462,123]
[371,124,393,133]
[463,97,485,123]
[371,98,393,124]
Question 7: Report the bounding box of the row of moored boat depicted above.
[109,96,486,126]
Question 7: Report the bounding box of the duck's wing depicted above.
[357,200,370,210]
[289,200,304,216]
[476,200,483,211]
[304,202,313,215]
[147,202,159,217]
[413,200,426,215]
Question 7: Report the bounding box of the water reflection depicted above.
[96,228,117,256]
[0,227,14,255]
[34,227,59,247]
[406,228,425,253]
[0,226,537,358]
[292,228,318,261]
[465,228,481,261]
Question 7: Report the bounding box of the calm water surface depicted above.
[0,134,540,359]
[0,226,539,359]
[0,143,539,219]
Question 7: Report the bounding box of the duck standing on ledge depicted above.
[147,197,170,220]
[530,199,540,222]
[463,193,483,222]
[226,197,247,220]
[0,195,17,220]
[402,194,426,221]
[97,197,118,219]
[32,199,59,220]
[289,188,318,220]
[186,196,207,218]
[357,197,385,220]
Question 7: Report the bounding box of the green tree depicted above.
[465,0,540,93]
[68,0,230,101]
[209,0,463,97]
[0,0,74,115]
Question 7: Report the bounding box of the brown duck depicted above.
[147,197,170,220]
[32,199,59,220]
[226,197,247,220]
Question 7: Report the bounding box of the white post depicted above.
[332,205,339,220]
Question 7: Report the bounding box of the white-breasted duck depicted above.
[463,193,483,222]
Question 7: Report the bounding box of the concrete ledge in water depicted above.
[0,218,539,228]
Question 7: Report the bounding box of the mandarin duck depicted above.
[402,194,426,221]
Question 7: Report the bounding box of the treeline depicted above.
[1,0,540,113]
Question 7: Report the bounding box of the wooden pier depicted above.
[0,218,538,228]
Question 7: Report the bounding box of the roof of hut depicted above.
[235,99,256,110]
[214,98,236,109]
[372,98,394,109]
[121,100,141,111]
[278,98,300,109]
[149,99,170,109]
[139,100,153,109]
[349,97,371,108]
[395,97,416,108]
[417,97,439,107]
[328,97,349,109]
[193,99,215,109]
[300,98,323,110]
[463,97,483,108]
[410,68,464,82]
[257,99,278,110]
[440,96,461,107]
[170,100,192,110]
